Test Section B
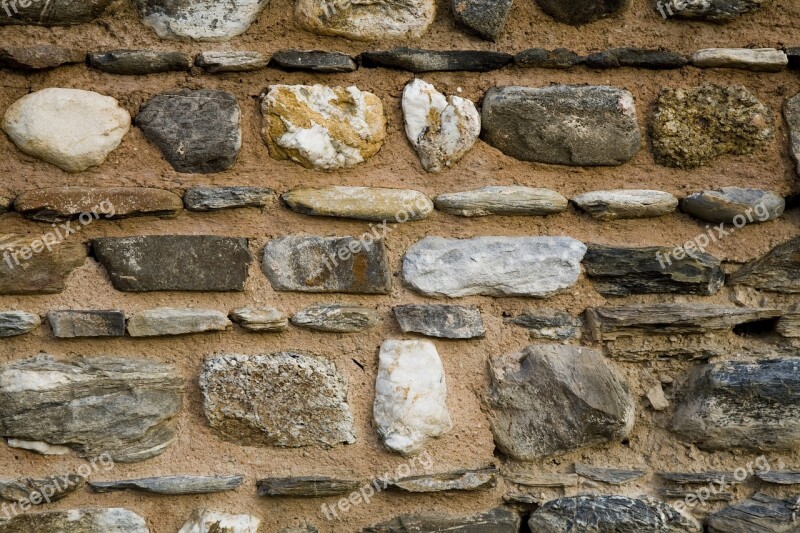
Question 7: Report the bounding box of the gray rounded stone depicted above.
[681,187,784,223]
[452,0,512,40]
[536,0,630,24]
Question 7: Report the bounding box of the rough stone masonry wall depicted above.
[1,0,800,531]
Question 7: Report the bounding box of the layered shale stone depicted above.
[48,310,125,338]
[282,186,432,222]
[270,50,357,73]
[93,235,251,292]
[0,508,149,532]
[136,0,268,40]
[574,465,645,485]
[434,186,567,216]
[777,307,800,337]
[0,46,84,70]
[0,235,86,295]
[681,187,784,223]
[692,48,787,72]
[708,492,799,532]
[481,85,640,166]
[402,79,481,172]
[0,0,114,24]
[535,0,630,24]
[508,309,582,341]
[529,495,700,531]
[178,510,260,533]
[785,92,800,176]
[136,89,241,173]
[661,0,766,22]
[201,353,355,447]
[127,308,231,337]
[729,236,800,293]
[89,50,193,74]
[385,467,497,492]
[229,307,288,332]
[0,311,40,338]
[659,471,739,484]
[294,0,435,41]
[0,474,84,503]
[195,51,269,72]
[661,489,732,501]
[374,340,452,455]
[261,85,386,170]
[291,304,380,333]
[0,355,183,462]
[756,471,800,484]
[2,88,130,173]
[452,0,511,40]
[403,236,586,298]
[583,245,724,296]
[515,48,583,69]
[487,345,634,460]
[393,304,484,339]
[505,473,578,488]
[184,186,272,211]
[257,477,360,497]
[15,187,183,222]
[362,49,512,72]
[572,190,678,220]
[90,475,242,494]
[651,84,774,168]
[364,507,519,532]
[672,357,800,451]
[263,235,391,294]
[584,48,688,69]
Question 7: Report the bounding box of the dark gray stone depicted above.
[93,235,251,292]
[536,0,630,24]
[0,508,148,532]
[135,89,241,173]
[508,309,581,340]
[385,467,497,492]
[514,48,583,68]
[361,48,512,72]
[451,0,512,40]
[574,464,644,485]
[291,304,381,333]
[0,311,40,337]
[584,48,688,69]
[256,477,360,497]
[583,244,724,296]
[0,46,85,70]
[184,186,272,211]
[0,474,84,504]
[672,357,800,451]
[659,471,739,484]
[661,489,733,501]
[393,304,484,339]
[47,310,125,338]
[0,0,114,25]
[504,472,578,488]
[756,471,800,484]
[787,47,800,69]
[89,475,243,494]
[481,85,640,166]
[708,493,800,532]
[659,0,766,22]
[363,508,520,533]
[729,236,800,293]
[270,50,357,72]
[262,235,391,295]
[681,187,785,223]
[89,50,193,74]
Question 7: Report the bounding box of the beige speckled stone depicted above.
[294,0,435,41]
[282,186,432,221]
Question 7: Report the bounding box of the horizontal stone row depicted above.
[3,82,794,173]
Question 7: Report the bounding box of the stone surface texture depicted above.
[195,51,268,72]
[89,476,243,495]
[784,91,800,176]
[0,0,114,24]
[434,186,567,216]
[183,186,272,211]
[294,0,435,40]
[282,186,432,221]
[0,508,149,532]
[229,307,288,332]
[0,311,40,337]
[291,303,381,332]
[572,190,678,220]
[15,187,183,222]
[393,304,485,339]
[535,0,630,24]
[136,0,269,40]
[0,46,85,69]
[666,0,767,22]
[452,0,512,40]
[89,50,193,74]
[681,187,784,223]
[270,50,357,72]
[178,509,260,533]
[0,235,86,295]
[729,236,800,292]
[127,308,232,337]
[691,47,787,71]
[48,310,125,338]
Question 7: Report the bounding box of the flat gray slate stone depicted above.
[659,471,739,484]
[584,48,688,69]
[89,475,243,494]
[403,236,586,298]
[756,471,800,484]
[729,236,800,293]
[0,0,114,24]
[0,46,85,70]
[385,467,497,492]
[504,472,578,488]
[0,474,84,503]
[672,357,800,451]
[291,304,380,333]
[661,488,733,501]
[583,244,724,296]
[136,89,241,173]
[93,235,251,292]
[708,492,799,532]
[681,187,784,223]
[361,48,513,72]
[229,307,288,332]
[0,355,183,462]
[184,186,272,211]
[434,186,567,216]
[515,48,583,68]
[0,508,149,532]
[270,50,357,72]
[127,308,231,337]
[256,477,360,497]
[0,311,40,337]
[574,464,644,485]
[572,190,678,220]
[263,236,391,294]
[452,0,512,40]
[481,85,641,166]
[666,0,768,22]
[535,0,630,24]
[195,51,269,72]
[508,309,582,340]
[89,50,193,74]
[393,304,484,339]
[363,508,520,532]
[48,310,125,338]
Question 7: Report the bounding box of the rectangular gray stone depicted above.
[48,310,125,338]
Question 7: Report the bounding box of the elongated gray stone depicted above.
[184,186,272,211]
[403,236,586,298]
[529,495,700,531]
[0,46,84,70]
[270,50,357,72]
[756,471,800,484]
[15,187,183,222]
[201,353,355,448]
[89,50,193,74]
[508,309,582,341]
[536,0,630,24]
[263,236,391,295]
[0,235,86,295]
[93,235,251,292]
[708,493,799,532]
[434,187,567,216]
[257,477,360,497]
[282,187,432,222]
[0,311,40,337]
[89,475,243,494]
[574,464,644,485]
[729,236,800,293]
[785,92,800,176]
[662,0,766,22]
[179,510,260,533]
[584,48,688,69]
[487,345,634,460]
[692,48,787,71]
[481,85,640,166]
[229,307,288,332]
[0,474,84,503]
[291,304,380,333]
[361,49,512,72]
[363,508,520,533]
[572,190,678,220]
[385,467,497,492]
[136,0,269,40]
[0,0,114,25]
[452,0,511,40]
[0,508,149,532]
[661,489,733,501]
[48,310,125,338]
[393,304,484,339]
[672,357,800,451]
[0,355,183,462]
[195,51,269,72]
[583,244,724,296]
[659,472,739,484]
[505,472,578,488]
[515,48,583,68]
[127,308,231,337]
[681,187,784,223]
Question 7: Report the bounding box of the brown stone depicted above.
[15,187,183,222]
[0,235,86,295]
[0,45,85,70]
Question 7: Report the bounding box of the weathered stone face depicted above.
[535,0,630,24]
[127,308,232,337]
[708,493,798,532]
[0,355,184,463]
[783,91,800,177]
[270,51,357,73]
[48,310,125,338]
[584,48,688,69]
[15,187,183,222]
[362,49,512,72]
[572,190,678,220]
[680,187,784,223]
[0,311,40,337]
[0,508,150,532]
[257,477,361,497]
[434,186,567,217]
[195,51,269,72]
[88,50,193,74]
[291,304,381,333]
[508,309,582,341]
[728,236,800,293]
[178,509,260,533]
[364,508,519,532]
[229,307,288,332]
[386,468,497,492]
[452,0,512,40]
[691,48,787,71]
[200,353,355,448]
[282,186,432,222]
[0,235,86,295]
[487,345,634,460]
[89,475,243,495]
[0,0,114,24]
[393,304,485,339]
[0,474,85,504]
[260,84,386,170]
[294,0,435,41]
[184,186,273,211]
[0,46,85,69]
[661,0,766,22]
[136,0,269,40]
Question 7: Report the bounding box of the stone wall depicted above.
[0,0,799,531]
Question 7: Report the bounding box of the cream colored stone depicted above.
[295,0,435,41]
[282,186,433,221]
[178,509,260,533]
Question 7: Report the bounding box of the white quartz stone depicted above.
[7,438,72,455]
[137,0,269,41]
[691,48,788,72]
[178,509,260,533]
